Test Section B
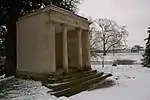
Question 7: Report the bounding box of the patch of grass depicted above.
[114,59,135,65]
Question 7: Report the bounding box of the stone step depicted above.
[49,70,97,79]
[45,70,98,89]
[47,72,104,91]
[47,70,97,83]
[45,69,112,97]
[54,70,97,84]
[54,74,112,97]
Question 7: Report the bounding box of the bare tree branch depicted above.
[90,18,128,56]
[106,34,123,52]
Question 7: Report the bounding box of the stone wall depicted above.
[17,12,55,76]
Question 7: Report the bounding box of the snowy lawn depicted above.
[0,53,150,100]
[69,65,150,100]
[91,53,143,65]
[0,78,58,100]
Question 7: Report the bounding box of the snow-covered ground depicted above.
[1,53,150,100]
[69,65,150,100]
[69,53,150,100]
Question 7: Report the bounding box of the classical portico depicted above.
[16,4,91,78]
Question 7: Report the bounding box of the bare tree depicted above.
[88,17,102,61]
[88,18,128,67]
[93,18,128,56]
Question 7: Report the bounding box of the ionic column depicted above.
[77,28,82,69]
[62,24,68,72]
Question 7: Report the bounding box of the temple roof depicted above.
[18,4,90,24]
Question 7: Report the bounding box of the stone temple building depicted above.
[16,4,91,78]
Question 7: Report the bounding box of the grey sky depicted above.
[78,0,150,47]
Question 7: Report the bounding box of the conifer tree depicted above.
[142,27,150,67]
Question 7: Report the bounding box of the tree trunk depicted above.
[102,56,104,68]
[5,6,20,77]
[103,43,106,56]
[103,52,106,56]
[103,34,106,56]
[5,20,17,77]
[113,45,115,56]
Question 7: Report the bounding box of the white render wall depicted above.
[17,12,56,75]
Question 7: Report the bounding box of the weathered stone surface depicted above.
[48,72,104,91]
[54,74,112,97]
[47,70,97,83]
[44,70,112,97]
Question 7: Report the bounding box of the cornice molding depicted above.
[18,4,90,25]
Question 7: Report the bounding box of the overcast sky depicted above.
[78,0,150,47]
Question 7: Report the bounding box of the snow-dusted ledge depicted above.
[0,76,14,83]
